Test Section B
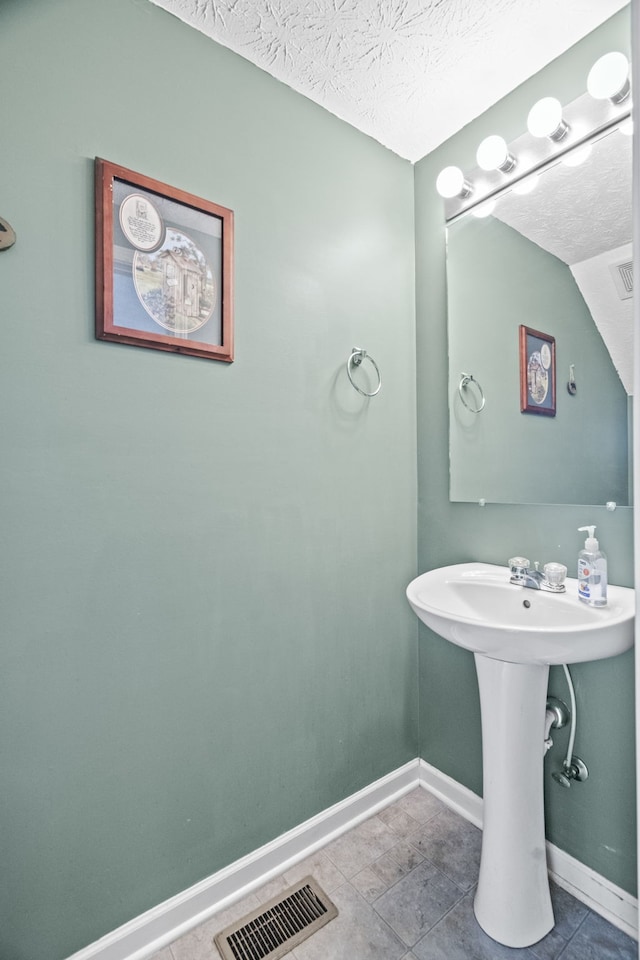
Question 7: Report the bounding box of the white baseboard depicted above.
[67,757,637,960]
[546,844,638,941]
[417,757,483,829]
[417,758,638,941]
[66,760,420,960]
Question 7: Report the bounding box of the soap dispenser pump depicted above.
[577,525,607,607]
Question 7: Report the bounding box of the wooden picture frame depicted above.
[519,325,556,416]
[95,158,234,362]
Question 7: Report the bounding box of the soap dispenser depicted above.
[577,525,607,607]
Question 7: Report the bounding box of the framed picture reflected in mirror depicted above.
[519,325,556,416]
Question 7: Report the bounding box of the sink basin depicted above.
[406,561,635,665]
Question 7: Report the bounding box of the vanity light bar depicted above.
[436,51,632,213]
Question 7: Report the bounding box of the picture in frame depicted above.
[95,158,234,362]
[519,325,556,416]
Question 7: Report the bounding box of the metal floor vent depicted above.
[214,876,338,960]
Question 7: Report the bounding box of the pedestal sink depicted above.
[406,562,635,948]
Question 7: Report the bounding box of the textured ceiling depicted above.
[491,126,633,394]
[493,128,632,266]
[150,0,627,161]
[149,0,632,391]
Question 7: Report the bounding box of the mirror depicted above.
[447,123,633,506]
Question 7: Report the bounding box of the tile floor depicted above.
[150,788,637,960]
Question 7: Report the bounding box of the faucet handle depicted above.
[543,562,567,588]
[509,556,530,574]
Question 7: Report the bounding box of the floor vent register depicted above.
[214,876,338,960]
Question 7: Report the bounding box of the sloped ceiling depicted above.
[493,128,633,394]
[571,245,634,395]
[148,0,627,162]
[492,129,632,265]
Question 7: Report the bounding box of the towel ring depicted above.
[458,373,485,413]
[347,347,382,397]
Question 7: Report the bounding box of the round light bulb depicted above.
[587,52,630,103]
[563,143,592,167]
[476,135,515,172]
[435,166,470,199]
[471,199,496,219]
[527,97,568,140]
[512,175,538,196]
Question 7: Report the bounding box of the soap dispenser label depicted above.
[578,558,602,602]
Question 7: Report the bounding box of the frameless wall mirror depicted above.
[445,88,633,507]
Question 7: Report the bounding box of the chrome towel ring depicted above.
[347,347,382,397]
[458,373,485,413]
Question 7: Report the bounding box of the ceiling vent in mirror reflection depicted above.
[610,260,633,300]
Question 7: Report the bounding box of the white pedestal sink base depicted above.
[406,563,635,947]
[473,654,554,948]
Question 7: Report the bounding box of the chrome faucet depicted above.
[508,557,567,593]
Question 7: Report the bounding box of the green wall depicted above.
[0,2,418,958]
[415,6,635,896]
[2,3,636,959]
[448,216,629,504]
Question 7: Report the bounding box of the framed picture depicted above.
[519,325,556,416]
[95,158,234,362]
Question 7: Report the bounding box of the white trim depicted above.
[417,757,483,828]
[65,760,420,960]
[67,758,638,960]
[417,758,638,941]
[547,844,638,941]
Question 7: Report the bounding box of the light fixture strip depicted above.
[443,104,631,224]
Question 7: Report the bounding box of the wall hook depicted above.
[0,216,16,251]
[567,363,577,395]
